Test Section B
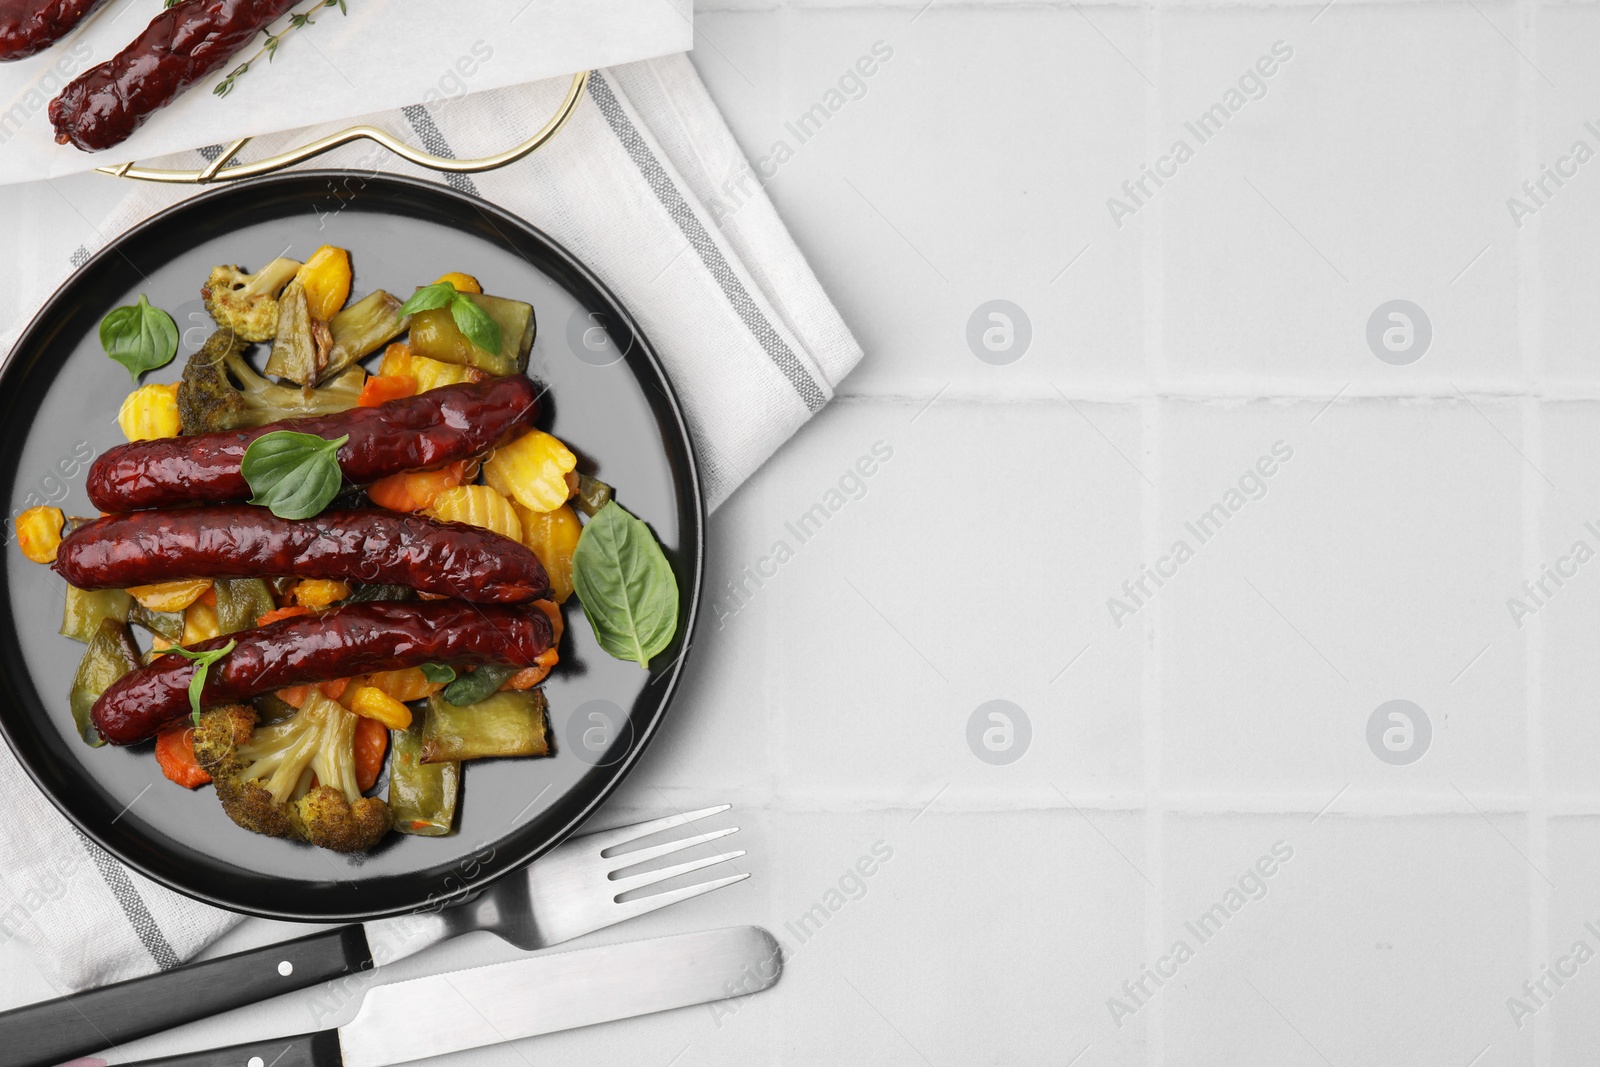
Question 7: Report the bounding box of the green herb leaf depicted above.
[166,639,238,726]
[241,430,349,520]
[571,502,679,668]
[99,295,178,381]
[396,282,457,317]
[420,663,457,684]
[450,293,502,356]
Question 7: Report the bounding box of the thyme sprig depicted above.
[201,0,349,99]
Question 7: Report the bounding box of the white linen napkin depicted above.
[0,55,861,993]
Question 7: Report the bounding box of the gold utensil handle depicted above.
[96,71,588,185]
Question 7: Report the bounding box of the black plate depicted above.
[0,172,703,921]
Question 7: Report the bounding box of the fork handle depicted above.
[0,924,372,1067]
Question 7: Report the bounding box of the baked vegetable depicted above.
[15,505,63,563]
[422,689,549,763]
[408,293,535,378]
[389,712,458,836]
[213,578,276,635]
[61,586,133,643]
[483,430,576,514]
[264,279,329,387]
[69,618,139,748]
[176,327,364,435]
[297,246,352,322]
[193,695,392,853]
[117,383,182,441]
[200,259,303,343]
[322,291,409,381]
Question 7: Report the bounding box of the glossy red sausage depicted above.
[87,377,540,512]
[48,0,298,151]
[54,506,550,603]
[0,0,108,61]
[92,600,555,745]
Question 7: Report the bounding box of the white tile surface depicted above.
[11,0,1600,1063]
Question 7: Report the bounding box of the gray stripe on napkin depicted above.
[586,71,827,413]
[402,105,480,197]
[74,830,180,971]
[69,245,89,269]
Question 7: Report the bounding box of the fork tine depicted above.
[610,849,748,896]
[605,825,740,870]
[607,871,752,924]
[578,803,733,855]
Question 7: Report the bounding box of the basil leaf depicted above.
[396,282,456,317]
[571,502,679,668]
[166,639,238,725]
[450,293,502,357]
[100,295,178,381]
[241,430,349,520]
[420,663,456,684]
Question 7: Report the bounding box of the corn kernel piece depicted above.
[129,578,212,613]
[483,430,577,513]
[117,383,182,442]
[426,485,522,541]
[182,602,220,645]
[15,505,64,564]
[434,272,482,294]
[294,578,351,609]
[349,686,414,730]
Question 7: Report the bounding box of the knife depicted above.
[2,805,747,1067]
[114,926,781,1067]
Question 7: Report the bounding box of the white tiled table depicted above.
[5,2,1600,1063]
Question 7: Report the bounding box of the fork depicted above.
[4,804,748,1067]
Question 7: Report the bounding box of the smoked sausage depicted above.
[87,376,540,512]
[92,600,555,744]
[54,506,551,603]
[48,0,299,151]
[0,0,108,62]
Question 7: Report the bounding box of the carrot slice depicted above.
[155,725,211,789]
[366,471,418,512]
[403,462,470,512]
[318,677,350,701]
[258,605,313,627]
[358,374,417,408]
[354,714,388,793]
[502,663,552,690]
[276,684,311,709]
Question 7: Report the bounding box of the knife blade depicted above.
[123,926,782,1067]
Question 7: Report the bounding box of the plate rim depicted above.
[0,170,706,922]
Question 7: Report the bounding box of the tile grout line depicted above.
[1518,1,1549,1063]
[1143,1,1164,1064]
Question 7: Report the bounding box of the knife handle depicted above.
[0,924,371,1067]
[125,1030,344,1066]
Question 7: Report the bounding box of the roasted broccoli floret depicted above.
[177,327,365,434]
[194,695,392,853]
[201,258,303,342]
